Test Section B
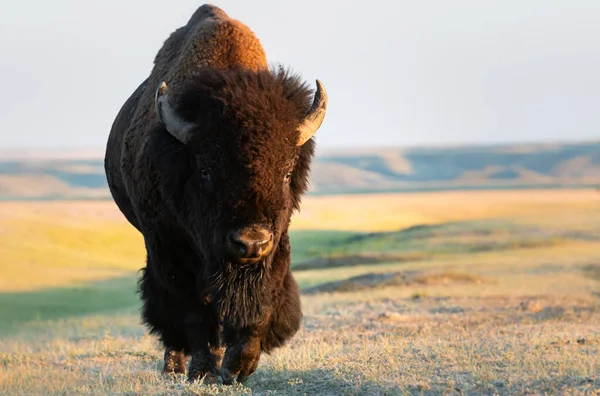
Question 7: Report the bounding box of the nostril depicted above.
[237,243,248,258]
[228,232,248,257]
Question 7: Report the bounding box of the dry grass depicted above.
[0,273,598,395]
[293,189,600,232]
[1,189,600,394]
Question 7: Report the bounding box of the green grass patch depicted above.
[0,275,140,336]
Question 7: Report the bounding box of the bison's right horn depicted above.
[296,80,328,146]
[154,81,195,144]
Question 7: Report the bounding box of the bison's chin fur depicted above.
[210,259,271,329]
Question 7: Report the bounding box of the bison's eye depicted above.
[195,157,211,180]
[199,168,210,179]
[284,172,292,183]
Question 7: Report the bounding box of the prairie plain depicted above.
[0,189,599,395]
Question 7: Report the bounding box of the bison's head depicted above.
[149,67,327,270]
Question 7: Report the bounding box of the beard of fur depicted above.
[209,260,270,329]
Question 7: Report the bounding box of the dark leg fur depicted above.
[138,268,190,354]
[261,271,302,353]
[219,272,302,384]
[184,312,222,383]
[221,335,262,384]
[139,268,227,382]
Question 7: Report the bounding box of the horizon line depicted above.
[0,138,598,160]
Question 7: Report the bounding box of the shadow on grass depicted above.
[246,367,404,395]
[583,263,600,280]
[0,274,140,336]
[290,220,593,272]
[246,366,599,395]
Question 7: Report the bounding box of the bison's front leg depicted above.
[184,312,222,384]
[220,334,261,384]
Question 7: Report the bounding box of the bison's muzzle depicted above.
[226,226,273,264]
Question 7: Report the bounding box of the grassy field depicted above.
[0,190,599,394]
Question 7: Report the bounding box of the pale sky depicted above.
[1,0,599,149]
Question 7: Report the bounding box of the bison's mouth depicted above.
[234,256,265,266]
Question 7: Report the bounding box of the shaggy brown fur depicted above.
[153,5,268,77]
[104,4,325,385]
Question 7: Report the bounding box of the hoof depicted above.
[204,372,223,385]
[187,350,220,384]
[221,368,237,385]
[221,367,256,385]
[188,371,222,385]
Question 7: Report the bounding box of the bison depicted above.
[103,4,328,384]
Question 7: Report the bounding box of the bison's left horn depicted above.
[154,81,195,144]
[297,80,328,146]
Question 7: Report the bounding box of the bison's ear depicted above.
[154,81,195,144]
[297,80,328,146]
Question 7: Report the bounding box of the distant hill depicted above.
[1,141,599,200]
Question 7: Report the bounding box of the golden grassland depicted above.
[0,189,599,394]
[1,189,597,292]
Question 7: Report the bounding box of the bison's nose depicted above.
[226,227,274,264]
